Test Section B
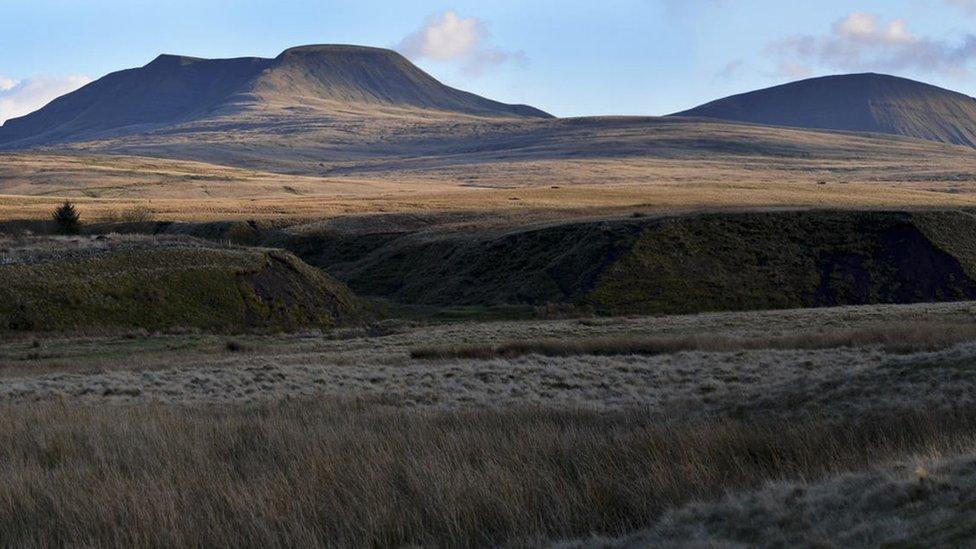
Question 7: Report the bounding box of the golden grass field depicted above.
[5,153,976,222]
[5,115,976,222]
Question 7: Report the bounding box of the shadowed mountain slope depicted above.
[675,73,976,148]
[0,55,272,146]
[244,45,550,117]
[0,45,550,148]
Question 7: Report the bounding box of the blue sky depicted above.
[3,0,976,122]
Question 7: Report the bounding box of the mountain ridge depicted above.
[674,73,976,148]
[0,44,551,149]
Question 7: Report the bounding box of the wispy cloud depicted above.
[396,10,526,76]
[0,75,91,126]
[946,0,976,16]
[714,60,745,81]
[766,12,976,78]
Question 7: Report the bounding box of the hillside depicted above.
[250,210,976,315]
[0,45,550,149]
[0,55,270,147]
[675,73,976,148]
[0,235,362,332]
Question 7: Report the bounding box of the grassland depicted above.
[3,301,976,545]
[590,449,976,547]
[7,114,976,223]
[9,110,976,546]
[2,402,972,547]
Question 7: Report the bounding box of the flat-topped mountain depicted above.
[0,45,551,148]
[248,45,548,116]
[675,73,976,148]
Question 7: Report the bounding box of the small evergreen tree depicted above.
[53,201,81,235]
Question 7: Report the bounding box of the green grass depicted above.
[586,210,976,315]
[0,245,362,333]
[280,210,976,317]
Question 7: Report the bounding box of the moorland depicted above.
[5,45,976,546]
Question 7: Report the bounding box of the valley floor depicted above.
[4,301,976,546]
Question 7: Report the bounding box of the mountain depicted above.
[0,45,551,148]
[674,73,976,148]
[245,45,548,117]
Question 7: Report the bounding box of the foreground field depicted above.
[3,402,971,547]
[5,303,976,417]
[3,301,976,546]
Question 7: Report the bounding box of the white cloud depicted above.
[399,10,480,61]
[0,75,91,126]
[834,12,916,45]
[396,10,526,76]
[767,12,976,78]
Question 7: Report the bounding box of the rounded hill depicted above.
[675,73,976,148]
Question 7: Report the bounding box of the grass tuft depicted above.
[224,339,250,353]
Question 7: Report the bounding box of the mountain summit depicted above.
[247,45,548,116]
[674,73,976,148]
[0,45,551,148]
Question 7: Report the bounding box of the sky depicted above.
[4,0,976,123]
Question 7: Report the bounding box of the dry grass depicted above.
[6,179,976,224]
[0,233,231,265]
[5,304,976,545]
[2,401,975,547]
[9,117,976,223]
[410,321,976,360]
[602,450,976,547]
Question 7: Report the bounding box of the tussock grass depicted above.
[599,452,976,547]
[2,401,975,547]
[411,321,976,360]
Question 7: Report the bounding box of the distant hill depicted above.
[6,55,975,187]
[674,73,976,148]
[0,45,551,148]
